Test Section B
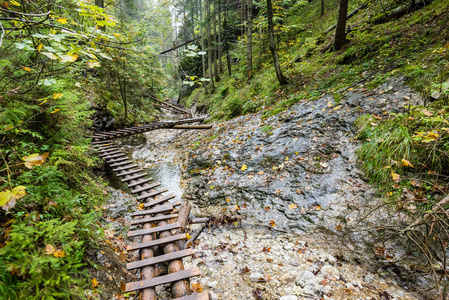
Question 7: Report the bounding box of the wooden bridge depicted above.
[90,117,210,300]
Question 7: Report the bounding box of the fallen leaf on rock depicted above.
[262,246,271,252]
[191,282,203,293]
[92,278,99,288]
[241,164,247,171]
[269,220,275,227]
[264,206,270,211]
[240,266,250,274]
[289,203,297,209]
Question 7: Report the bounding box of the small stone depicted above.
[280,272,294,283]
[279,296,298,300]
[209,291,219,300]
[296,270,318,288]
[250,272,265,282]
[208,280,218,288]
[364,274,375,283]
[320,265,340,279]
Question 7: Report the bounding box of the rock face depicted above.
[175,78,422,233]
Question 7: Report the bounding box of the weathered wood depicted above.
[103,153,126,159]
[127,249,193,270]
[125,268,201,292]
[130,213,179,226]
[121,173,147,182]
[136,188,168,201]
[131,182,162,194]
[127,233,186,251]
[98,148,120,154]
[110,160,132,167]
[107,157,128,163]
[172,292,210,300]
[99,150,122,156]
[187,224,206,245]
[128,178,155,188]
[95,145,116,150]
[177,202,192,229]
[132,201,180,217]
[144,194,175,208]
[170,125,212,130]
[128,222,181,237]
[189,217,210,224]
[113,164,139,172]
[116,169,144,177]
[92,140,112,145]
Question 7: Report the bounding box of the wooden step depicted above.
[144,194,176,208]
[109,160,133,167]
[125,267,201,292]
[132,201,180,217]
[104,153,126,160]
[129,214,180,228]
[136,188,167,201]
[92,140,112,145]
[128,222,180,237]
[95,145,116,151]
[113,164,139,172]
[127,232,185,251]
[107,157,128,163]
[98,148,120,154]
[131,182,161,194]
[127,248,193,270]
[116,169,144,177]
[172,292,210,300]
[128,177,155,188]
[121,173,147,182]
[98,150,121,156]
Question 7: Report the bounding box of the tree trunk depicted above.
[246,0,252,81]
[321,0,324,16]
[200,0,206,80]
[333,0,349,51]
[224,1,232,76]
[218,0,222,73]
[206,0,215,92]
[213,4,220,82]
[266,0,287,84]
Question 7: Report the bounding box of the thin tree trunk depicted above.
[200,0,206,79]
[266,0,287,84]
[218,0,222,73]
[246,0,252,81]
[213,4,220,82]
[224,0,232,76]
[333,0,349,51]
[321,0,324,16]
[206,0,215,92]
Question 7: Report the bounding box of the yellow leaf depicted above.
[226,198,230,202]
[22,152,49,169]
[241,164,247,171]
[45,244,56,255]
[269,220,275,227]
[60,53,78,63]
[190,76,195,80]
[186,233,191,239]
[50,108,60,114]
[53,250,66,258]
[52,93,63,99]
[258,170,264,175]
[56,18,67,24]
[191,282,203,293]
[37,44,43,52]
[0,190,12,208]
[11,186,26,200]
[0,186,26,210]
[87,61,101,68]
[38,99,47,106]
[41,52,58,60]
[22,67,31,72]
[391,172,400,182]
[294,151,299,155]
[401,159,414,168]
[289,203,298,209]
[10,0,20,6]
[92,278,99,288]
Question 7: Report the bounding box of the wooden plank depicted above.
[112,164,139,172]
[144,194,175,208]
[121,173,147,182]
[132,201,180,217]
[172,292,210,300]
[128,177,155,188]
[127,222,181,237]
[130,214,179,226]
[109,160,133,167]
[136,188,168,201]
[95,145,116,150]
[98,150,121,156]
[127,232,185,251]
[104,153,126,159]
[127,249,193,270]
[125,268,201,292]
[131,182,161,194]
[92,140,112,145]
[116,169,144,177]
[98,148,120,154]
[107,157,128,163]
